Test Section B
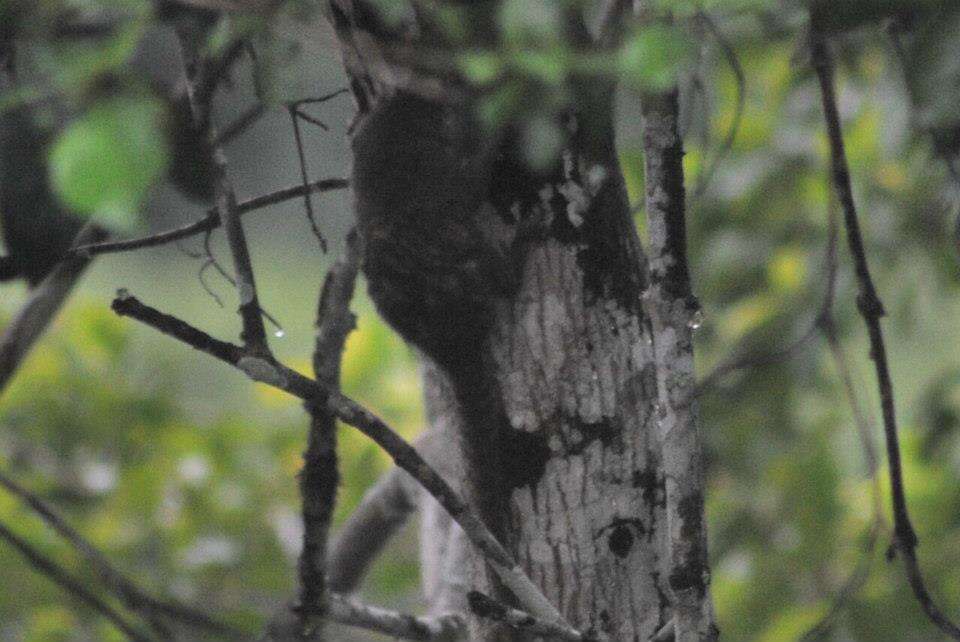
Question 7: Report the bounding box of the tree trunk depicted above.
[325,2,714,639]
[463,97,671,641]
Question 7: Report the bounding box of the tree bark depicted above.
[641,89,717,642]
[324,2,714,639]
[467,103,671,641]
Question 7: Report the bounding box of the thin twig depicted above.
[196,230,284,337]
[695,323,821,396]
[821,319,880,481]
[293,88,351,106]
[198,258,227,308]
[297,230,361,632]
[0,470,242,637]
[214,103,266,147]
[800,287,887,638]
[176,30,269,355]
[265,593,464,642]
[110,293,568,629]
[74,179,348,258]
[289,106,327,251]
[0,519,153,642]
[693,12,745,199]
[202,229,235,288]
[696,176,840,397]
[196,229,286,337]
[811,23,960,640]
[327,593,464,640]
[797,527,879,642]
[798,320,886,641]
[292,108,330,131]
[195,38,248,120]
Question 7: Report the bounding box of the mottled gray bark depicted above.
[324,2,715,639]
[641,90,717,642]
[419,361,471,620]
[468,135,671,641]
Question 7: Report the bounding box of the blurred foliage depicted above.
[679,5,960,641]
[2,0,960,641]
[49,94,168,228]
[0,297,422,640]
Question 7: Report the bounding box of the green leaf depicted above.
[49,95,169,230]
[511,49,568,85]
[45,10,149,95]
[459,52,503,85]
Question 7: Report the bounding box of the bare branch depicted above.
[109,293,567,628]
[326,417,465,596]
[288,107,327,251]
[265,595,464,642]
[0,470,243,637]
[640,88,717,641]
[297,230,361,632]
[328,593,465,641]
[467,591,595,642]
[0,223,106,396]
[73,179,348,258]
[0,518,153,642]
[327,465,419,593]
[175,30,269,355]
[811,22,960,640]
[312,230,361,386]
[293,89,352,106]
[266,593,465,641]
[214,103,266,147]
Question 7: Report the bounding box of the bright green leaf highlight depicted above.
[49,96,169,230]
[511,49,568,85]
[459,52,503,85]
